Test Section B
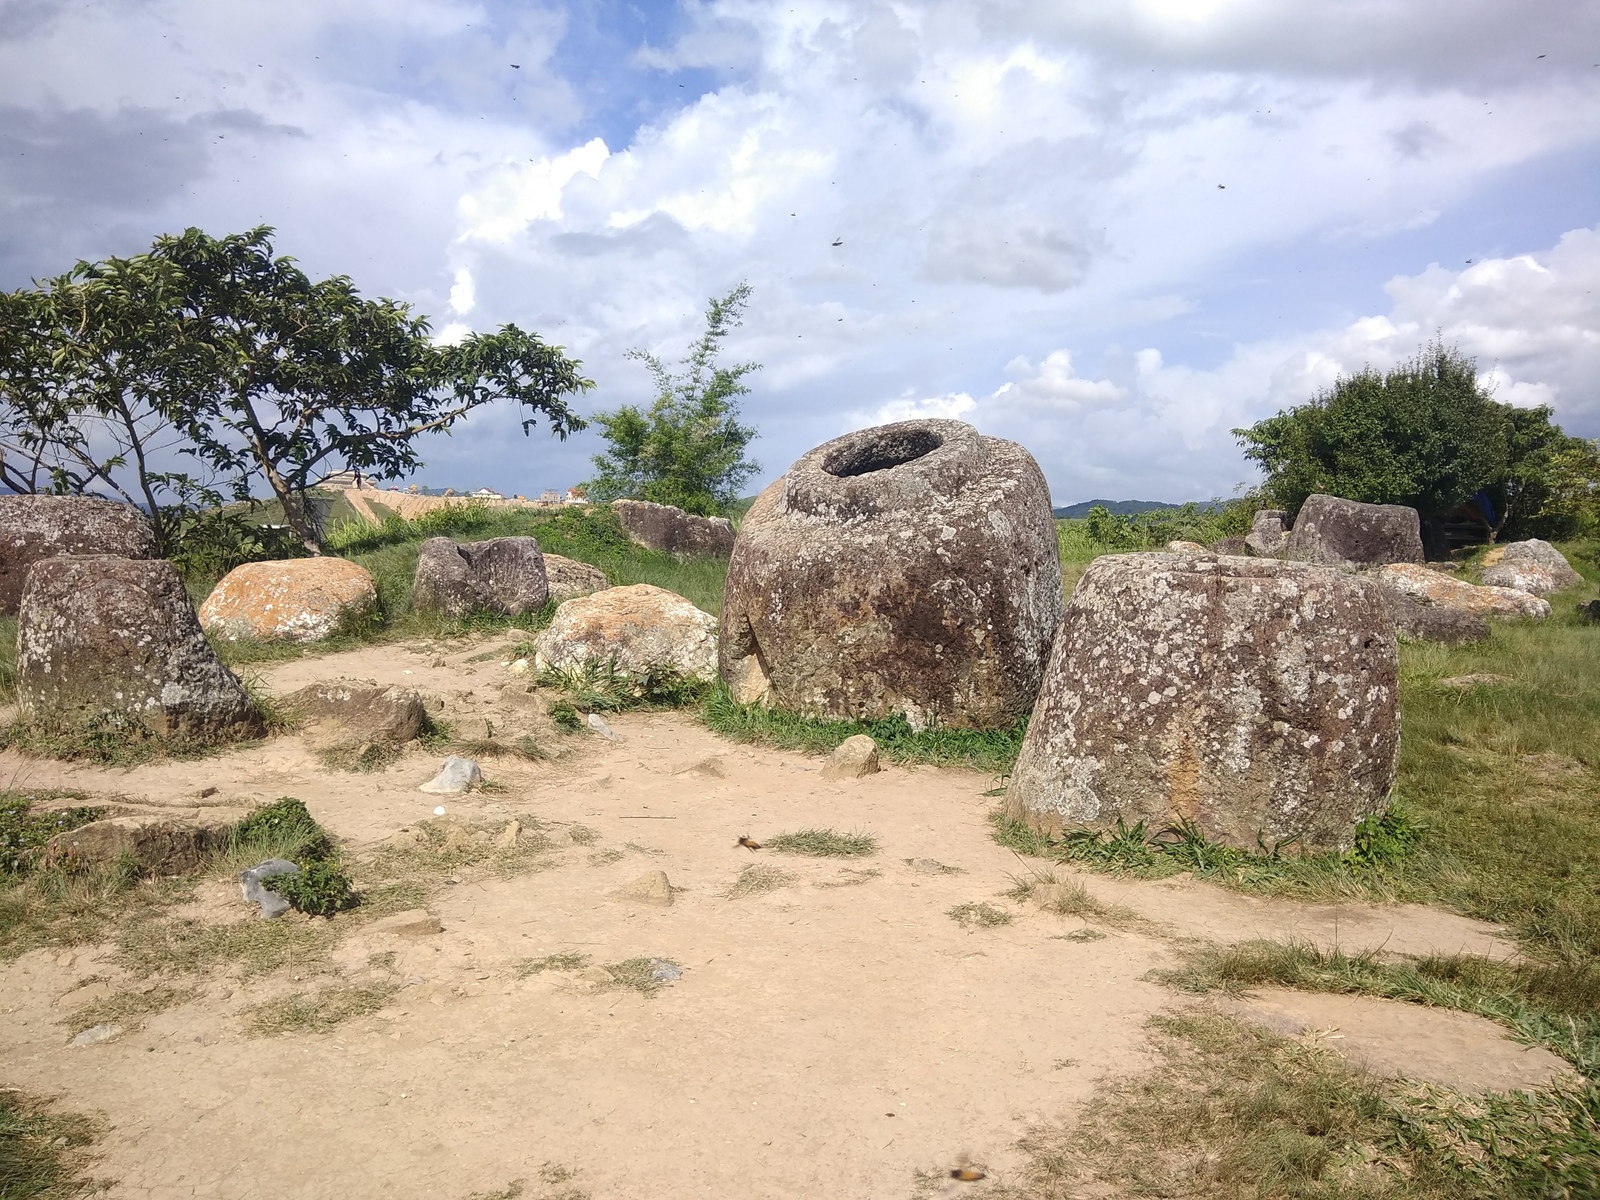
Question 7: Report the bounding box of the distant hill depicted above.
[1052,499,1212,519]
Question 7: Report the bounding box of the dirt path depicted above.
[0,639,1559,1200]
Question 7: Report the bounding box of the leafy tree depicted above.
[1234,341,1507,521]
[585,284,760,516]
[1484,405,1600,540]
[0,227,591,554]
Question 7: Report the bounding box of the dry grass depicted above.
[600,957,680,997]
[515,952,590,978]
[764,828,879,857]
[726,863,795,898]
[242,981,399,1036]
[0,1087,107,1199]
[986,1009,1598,1200]
[947,901,1013,929]
[60,983,196,1037]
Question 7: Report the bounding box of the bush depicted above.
[266,859,356,917]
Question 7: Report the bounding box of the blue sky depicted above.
[2,0,1598,505]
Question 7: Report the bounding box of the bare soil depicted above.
[0,637,1551,1200]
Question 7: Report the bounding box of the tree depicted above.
[585,284,760,516]
[1485,405,1600,541]
[0,227,591,554]
[1234,341,1509,522]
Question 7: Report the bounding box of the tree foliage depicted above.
[1234,340,1600,539]
[585,284,760,516]
[0,227,591,555]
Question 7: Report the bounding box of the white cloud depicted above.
[448,266,475,315]
[459,137,611,243]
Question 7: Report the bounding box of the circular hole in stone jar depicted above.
[822,428,943,477]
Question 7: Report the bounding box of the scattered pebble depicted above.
[433,806,447,817]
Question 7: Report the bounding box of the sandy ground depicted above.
[0,638,1573,1200]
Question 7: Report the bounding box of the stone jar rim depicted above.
[782,418,986,520]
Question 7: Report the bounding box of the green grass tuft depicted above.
[701,684,1026,775]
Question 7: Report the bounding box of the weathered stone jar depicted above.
[1006,552,1399,852]
[719,419,1062,730]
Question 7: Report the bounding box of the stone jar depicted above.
[719,419,1062,730]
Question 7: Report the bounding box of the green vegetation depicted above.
[536,659,709,714]
[63,982,195,1037]
[765,829,879,858]
[1162,939,1599,1076]
[1056,499,1253,562]
[997,1009,1598,1200]
[0,225,589,556]
[0,799,104,874]
[947,901,1013,929]
[701,683,1025,776]
[0,1088,105,1200]
[585,283,760,516]
[1235,339,1600,537]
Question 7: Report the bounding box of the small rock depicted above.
[199,786,219,798]
[507,658,531,676]
[494,820,522,848]
[71,1023,123,1047]
[822,734,880,780]
[419,755,482,794]
[54,951,75,968]
[239,858,300,918]
[1165,540,1207,553]
[619,869,675,907]
[370,909,443,937]
[432,657,447,668]
[586,713,620,741]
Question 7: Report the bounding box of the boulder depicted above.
[822,734,881,780]
[1480,539,1582,595]
[1209,535,1249,555]
[1244,509,1289,557]
[542,553,608,602]
[0,495,157,616]
[17,556,264,741]
[535,584,718,681]
[1286,494,1424,568]
[719,420,1063,730]
[1381,592,1490,645]
[43,813,230,874]
[1006,552,1399,852]
[619,869,675,907]
[613,499,735,558]
[411,537,548,618]
[286,679,426,755]
[1166,540,1208,554]
[1376,563,1551,621]
[198,557,377,643]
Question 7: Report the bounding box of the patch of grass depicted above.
[267,860,357,917]
[814,867,882,888]
[992,1008,1599,1200]
[764,828,878,858]
[0,857,176,963]
[62,983,195,1037]
[947,901,1013,929]
[537,659,708,713]
[450,734,549,762]
[601,957,679,996]
[114,911,343,979]
[586,848,624,867]
[514,951,590,978]
[0,1087,106,1200]
[242,981,399,1036]
[366,817,558,888]
[726,863,795,898]
[548,701,582,732]
[564,825,599,846]
[1160,939,1600,1076]
[1004,868,1116,919]
[701,683,1027,775]
[0,711,252,767]
[0,798,105,874]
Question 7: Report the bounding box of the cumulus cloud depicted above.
[1,0,1597,504]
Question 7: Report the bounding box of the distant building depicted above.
[469,487,504,500]
[563,487,586,504]
[539,489,562,503]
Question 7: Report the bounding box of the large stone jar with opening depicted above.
[719,419,1062,730]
